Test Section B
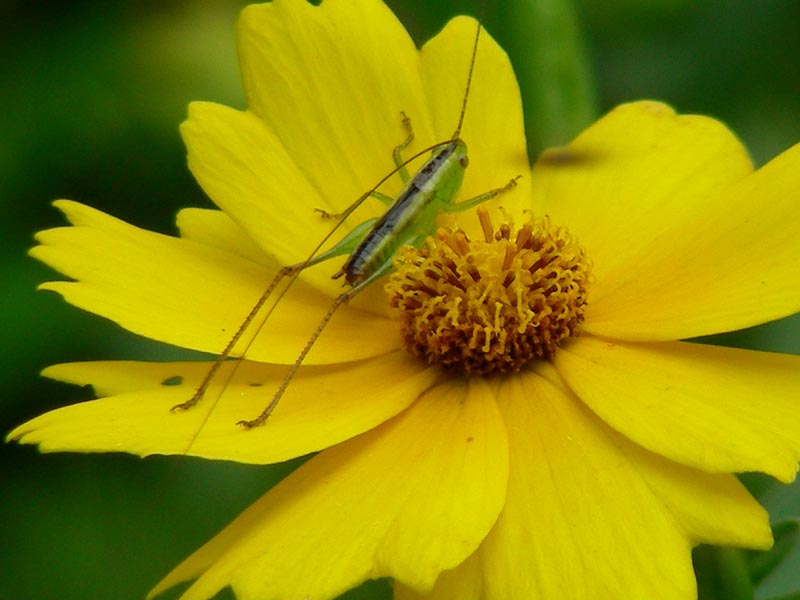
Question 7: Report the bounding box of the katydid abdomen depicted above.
[175,11,519,429]
[337,140,468,288]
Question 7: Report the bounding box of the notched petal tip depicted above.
[8,354,439,465]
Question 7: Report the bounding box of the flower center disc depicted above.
[386,208,591,375]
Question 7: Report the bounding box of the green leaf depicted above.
[745,519,800,586]
[500,0,597,154]
[763,593,800,600]
[693,546,754,600]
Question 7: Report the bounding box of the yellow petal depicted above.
[175,207,271,266]
[532,101,753,289]
[554,336,800,482]
[394,551,483,600]
[236,0,532,243]
[150,378,508,600]
[426,371,769,600]
[630,445,771,549]
[175,205,389,317]
[184,3,533,306]
[237,0,432,207]
[584,142,800,339]
[419,16,531,219]
[181,102,369,296]
[9,352,436,464]
[32,200,397,363]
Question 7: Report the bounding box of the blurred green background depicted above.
[2,1,800,599]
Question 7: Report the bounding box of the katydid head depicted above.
[175,4,493,436]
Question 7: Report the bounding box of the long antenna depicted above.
[171,138,463,419]
[452,1,488,139]
[176,3,491,436]
[238,10,491,427]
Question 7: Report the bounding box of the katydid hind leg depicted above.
[236,287,358,429]
[237,238,406,429]
[171,215,375,415]
[306,217,377,265]
[183,5,497,431]
[170,262,301,413]
[241,12,500,425]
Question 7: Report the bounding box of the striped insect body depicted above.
[173,6,520,429]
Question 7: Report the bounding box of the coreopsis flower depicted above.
[11,0,800,599]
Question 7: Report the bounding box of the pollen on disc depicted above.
[385,208,592,375]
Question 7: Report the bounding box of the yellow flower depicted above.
[10,0,800,598]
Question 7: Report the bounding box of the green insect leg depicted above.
[392,111,415,184]
[302,217,378,268]
[445,175,522,214]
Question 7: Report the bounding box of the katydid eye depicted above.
[172,14,517,431]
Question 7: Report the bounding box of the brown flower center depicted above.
[385,208,591,375]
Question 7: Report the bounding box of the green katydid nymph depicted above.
[172,6,520,428]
